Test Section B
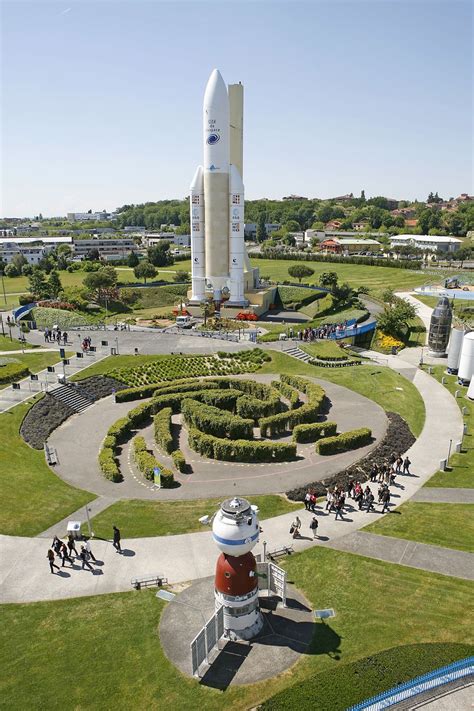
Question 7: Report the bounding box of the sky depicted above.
[1,0,472,217]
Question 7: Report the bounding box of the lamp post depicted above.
[0,270,6,306]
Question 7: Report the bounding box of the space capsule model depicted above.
[212,497,264,640]
[428,297,453,357]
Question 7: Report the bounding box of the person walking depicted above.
[325,490,334,512]
[52,535,62,556]
[304,491,312,511]
[63,331,68,345]
[334,496,345,520]
[381,489,391,514]
[291,517,301,539]
[395,455,403,474]
[113,525,122,552]
[84,539,96,562]
[310,517,319,539]
[310,493,317,512]
[47,548,60,574]
[59,542,73,567]
[67,533,78,557]
[403,456,411,475]
[80,546,94,571]
[365,491,375,513]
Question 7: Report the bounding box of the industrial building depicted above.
[390,234,462,253]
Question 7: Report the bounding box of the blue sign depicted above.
[206,133,220,145]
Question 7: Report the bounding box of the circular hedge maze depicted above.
[99,374,373,488]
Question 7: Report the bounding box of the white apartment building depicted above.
[72,237,136,260]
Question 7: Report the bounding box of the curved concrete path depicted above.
[0,344,465,604]
[47,375,386,499]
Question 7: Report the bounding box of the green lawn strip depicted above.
[0,350,74,389]
[0,401,95,536]
[364,502,474,553]
[424,367,473,488]
[261,643,473,710]
[2,549,472,711]
[84,495,301,539]
[301,340,352,360]
[0,335,36,351]
[259,351,425,436]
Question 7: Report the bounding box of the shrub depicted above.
[316,427,372,455]
[172,449,186,472]
[0,361,30,384]
[18,293,36,306]
[272,380,301,409]
[154,407,174,454]
[103,435,116,449]
[127,402,153,427]
[132,436,174,487]
[116,378,198,402]
[98,447,122,482]
[181,398,254,439]
[187,427,296,462]
[293,421,337,443]
[106,417,132,445]
[260,377,326,436]
[133,435,147,453]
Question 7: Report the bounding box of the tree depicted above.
[256,213,267,243]
[148,242,171,267]
[4,263,19,278]
[284,234,296,247]
[127,251,139,268]
[287,264,314,283]
[331,283,354,307]
[28,268,49,298]
[377,299,417,338]
[83,265,118,301]
[85,248,100,261]
[319,272,338,291]
[360,189,366,201]
[12,253,27,273]
[48,271,63,299]
[134,260,157,284]
[173,270,190,283]
[284,220,301,233]
[21,264,33,276]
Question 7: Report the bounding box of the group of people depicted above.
[44,327,67,345]
[81,336,93,352]
[290,322,350,342]
[46,526,122,575]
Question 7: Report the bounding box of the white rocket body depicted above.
[190,69,248,305]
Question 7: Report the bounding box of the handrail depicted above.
[349,656,474,710]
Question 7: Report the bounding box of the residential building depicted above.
[72,237,135,260]
[389,234,462,253]
[404,219,418,228]
[67,211,117,222]
[353,221,370,231]
[0,242,47,265]
[243,223,281,239]
[145,233,191,247]
[324,220,343,230]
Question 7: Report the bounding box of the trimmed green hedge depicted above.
[187,427,296,462]
[316,427,372,455]
[115,377,198,402]
[0,362,30,384]
[260,376,326,436]
[260,643,474,711]
[107,417,132,445]
[132,435,174,487]
[272,380,301,409]
[127,402,153,428]
[98,447,121,482]
[172,449,186,472]
[153,407,173,454]
[293,421,337,443]
[182,398,254,440]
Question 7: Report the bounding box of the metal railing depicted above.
[349,656,474,710]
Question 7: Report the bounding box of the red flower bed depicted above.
[37,301,77,311]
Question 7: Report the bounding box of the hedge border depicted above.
[316,427,372,455]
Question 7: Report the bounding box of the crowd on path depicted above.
[290,452,412,539]
[289,322,352,342]
[46,526,122,575]
[44,327,68,345]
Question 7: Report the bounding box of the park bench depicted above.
[267,545,294,561]
[131,574,168,590]
[44,444,58,466]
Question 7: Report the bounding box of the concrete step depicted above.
[50,385,93,413]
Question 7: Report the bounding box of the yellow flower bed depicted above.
[378,332,404,350]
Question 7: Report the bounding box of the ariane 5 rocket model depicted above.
[190,69,248,306]
[212,497,264,641]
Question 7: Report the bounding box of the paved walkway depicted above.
[395,292,433,343]
[0,341,466,604]
[412,488,474,504]
[324,530,474,581]
[0,347,58,355]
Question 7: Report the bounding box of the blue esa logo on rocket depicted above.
[207,133,220,145]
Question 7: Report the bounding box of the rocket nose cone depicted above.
[204,68,228,107]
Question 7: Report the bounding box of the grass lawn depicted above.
[364,502,474,553]
[0,350,75,389]
[424,367,473,488]
[301,340,353,360]
[253,258,432,300]
[0,334,36,351]
[84,495,301,538]
[0,400,95,536]
[1,548,472,711]
[259,350,425,436]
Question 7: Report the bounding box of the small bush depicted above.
[106,417,132,445]
[103,435,116,449]
[272,380,301,409]
[127,402,153,428]
[98,447,122,482]
[316,427,372,455]
[133,435,147,453]
[293,421,337,443]
[132,436,174,487]
[172,449,186,472]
